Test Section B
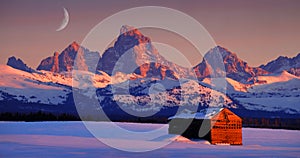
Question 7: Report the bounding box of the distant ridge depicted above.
[260,53,300,76]
[6,26,300,84]
[7,56,35,73]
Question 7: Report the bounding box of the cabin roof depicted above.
[168,107,224,120]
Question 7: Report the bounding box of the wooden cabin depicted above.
[168,108,242,145]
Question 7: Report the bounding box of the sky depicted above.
[0,0,300,68]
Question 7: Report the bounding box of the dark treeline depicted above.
[0,111,80,121]
[0,111,299,130]
[0,111,167,123]
[242,117,300,130]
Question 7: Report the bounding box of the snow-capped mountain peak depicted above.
[1,25,300,117]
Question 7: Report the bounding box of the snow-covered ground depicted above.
[0,65,71,105]
[234,78,300,114]
[0,122,299,157]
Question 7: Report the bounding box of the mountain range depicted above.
[1,25,300,122]
[259,54,300,76]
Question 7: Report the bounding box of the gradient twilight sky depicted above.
[0,0,300,68]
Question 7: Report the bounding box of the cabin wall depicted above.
[169,119,211,139]
[210,119,242,145]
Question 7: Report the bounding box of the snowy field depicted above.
[0,121,299,158]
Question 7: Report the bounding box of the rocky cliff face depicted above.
[98,25,191,80]
[37,42,100,73]
[193,46,269,83]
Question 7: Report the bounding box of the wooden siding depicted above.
[210,108,242,145]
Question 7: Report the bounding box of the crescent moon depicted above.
[56,8,69,31]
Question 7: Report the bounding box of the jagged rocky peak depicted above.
[37,41,99,73]
[119,25,149,41]
[115,25,151,52]
[201,46,243,72]
[120,25,140,35]
[69,41,80,51]
[7,56,35,73]
[7,56,23,67]
[259,53,300,76]
[100,25,163,76]
[99,25,190,80]
[194,45,269,83]
[210,45,235,57]
[204,46,240,63]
